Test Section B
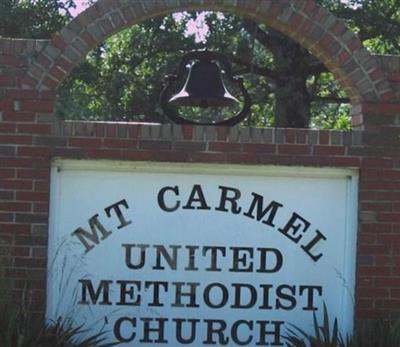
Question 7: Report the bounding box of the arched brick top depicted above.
[23,0,393,102]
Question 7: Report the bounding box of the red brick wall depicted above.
[1,0,400,323]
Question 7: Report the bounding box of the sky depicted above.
[69,1,208,42]
[70,0,89,16]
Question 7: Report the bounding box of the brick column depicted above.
[0,38,55,314]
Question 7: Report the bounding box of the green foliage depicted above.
[285,304,400,347]
[0,0,75,39]
[2,1,398,128]
[285,304,349,347]
[352,316,400,347]
[55,12,350,128]
[320,0,400,55]
[0,313,117,347]
[56,15,199,122]
[310,103,351,131]
[0,238,117,347]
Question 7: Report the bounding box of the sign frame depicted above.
[47,159,359,344]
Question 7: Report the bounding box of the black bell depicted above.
[160,51,251,126]
[169,58,239,108]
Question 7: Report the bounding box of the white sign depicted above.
[47,160,358,346]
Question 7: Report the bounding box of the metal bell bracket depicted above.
[160,51,251,126]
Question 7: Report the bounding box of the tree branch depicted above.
[313,96,350,104]
[232,56,278,80]
[306,62,328,76]
[241,19,275,52]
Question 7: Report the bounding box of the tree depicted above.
[0,0,75,39]
[57,15,199,122]
[199,0,400,128]
[55,10,348,128]
[321,0,400,54]
[50,1,400,127]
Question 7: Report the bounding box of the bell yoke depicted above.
[161,51,251,126]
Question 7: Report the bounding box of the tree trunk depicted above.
[270,31,311,128]
[274,74,311,128]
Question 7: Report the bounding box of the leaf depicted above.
[284,303,350,347]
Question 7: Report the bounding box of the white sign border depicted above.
[47,159,359,337]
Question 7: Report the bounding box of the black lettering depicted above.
[203,246,226,271]
[231,283,257,309]
[259,284,273,309]
[79,279,112,305]
[182,184,211,210]
[174,318,200,344]
[243,194,283,227]
[72,214,111,253]
[116,280,141,306]
[139,318,168,343]
[230,247,253,272]
[299,285,323,311]
[114,316,136,343]
[203,319,229,345]
[204,283,229,309]
[215,186,242,214]
[257,248,283,273]
[256,320,284,346]
[158,186,180,212]
[123,244,149,270]
[278,213,311,243]
[276,284,296,310]
[153,244,181,270]
[104,199,132,229]
[145,281,168,307]
[185,245,199,271]
[301,229,327,262]
[231,320,253,345]
[172,282,200,308]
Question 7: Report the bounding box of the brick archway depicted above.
[24,0,392,107]
[2,0,400,326]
